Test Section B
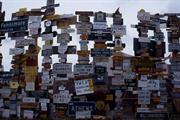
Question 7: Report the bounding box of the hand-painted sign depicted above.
[0,19,28,33]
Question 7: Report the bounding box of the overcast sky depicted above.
[0,0,179,71]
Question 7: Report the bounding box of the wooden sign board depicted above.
[0,19,28,33]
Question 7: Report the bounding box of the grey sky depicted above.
[0,0,178,71]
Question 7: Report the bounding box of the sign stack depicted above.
[53,11,77,119]
[132,10,168,119]
[75,11,93,76]
[166,14,180,113]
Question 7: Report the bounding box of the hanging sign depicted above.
[15,38,35,47]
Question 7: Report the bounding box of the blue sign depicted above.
[68,102,95,115]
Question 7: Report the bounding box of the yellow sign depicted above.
[43,14,60,21]
[10,81,19,89]
[96,101,105,110]
[77,50,90,57]
[106,94,113,101]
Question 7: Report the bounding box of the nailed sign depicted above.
[88,32,112,41]
[0,19,28,33]
[138,90,151,105]
[91,49,112,57]
[74,79,94,95]
[68,102,95,115]
[74,64,93,75]
[53,63,72,74]
[53,90,71,104]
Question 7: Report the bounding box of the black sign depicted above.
[68,102,95,115]
[91,49,112,57]
[8,31,29,38]
[95,66,106,74]
[0,19,28,33]
[88,32,112,41]
[52,46,76,54]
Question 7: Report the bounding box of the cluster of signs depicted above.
[0,0,180,119]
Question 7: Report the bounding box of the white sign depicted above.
[137,11,150,21]
[57,33,71,43]
[42,33,53,41]
[138,90,151,104]
[74,64,94,75]
[15,38,35,47]
[61,28,75,33]
[76,22,92,34]
[147,80,160,90]
[76,111,91,119]
[139,37,150,43]
[53,90,71,104]
[53,63,72,74]
[9,48,24,55]
[93,22,107,30]
[58,43,68,54]
[29,28,39,35]
[112,74,125,85]
[28,22,41,29]
[29,16,41,23]
[60,14,74,18]
[41,103,47,111]
[74,79,94,95]
[23,110,34,119]
[2,109,10,118]
[22,97,35,103]
[25,82,35,91]
[39,98,50,103]
[111,25,126,36]
[138,80,147,88]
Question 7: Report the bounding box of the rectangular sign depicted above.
[42,33,53,41]
[53,90,71,104]
[74,79,94,95]
[22,97,36,103]
[136,112,169,119]
[0,19,28,33]
[112,74,125,86]
[111,25,126,36]
[68,102,95,115]
[76,111,91,119]
[76,22,92,34]
[88,32,112,41]
[57,33,72,43]
[15,38,35,47]
[9,48,24,55]
[74,64,93,75]
[138,91,151,105]
[93,22,107,30]
[91,49,112,57]
[53,63,72,74]
[168,43,180,52]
